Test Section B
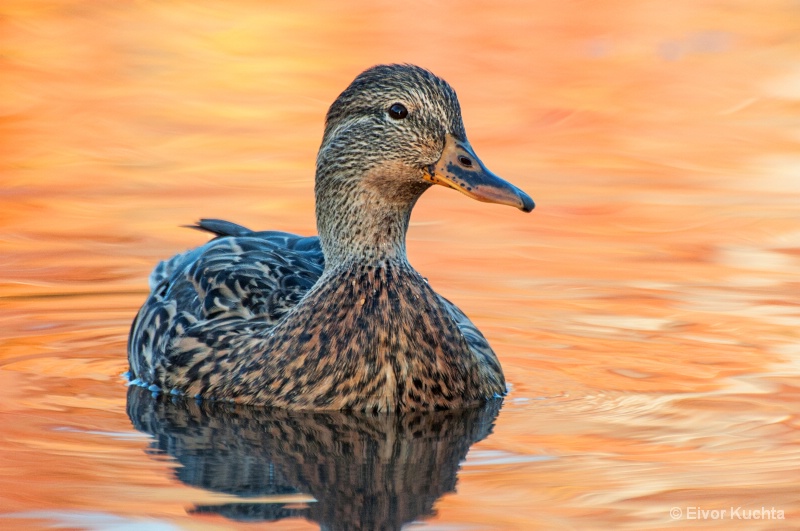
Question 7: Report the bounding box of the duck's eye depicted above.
[388,103,408,120]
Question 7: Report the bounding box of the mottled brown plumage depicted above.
[128,64,534,411]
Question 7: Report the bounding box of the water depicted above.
[2,1,800,529]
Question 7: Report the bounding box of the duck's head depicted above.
[315,64,534,266]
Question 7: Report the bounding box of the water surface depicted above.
[2,1,799,529]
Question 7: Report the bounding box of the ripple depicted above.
[465,450,556,466]
[1,511,180,531]
[52,426,151,441]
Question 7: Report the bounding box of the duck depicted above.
[127,64,534,412]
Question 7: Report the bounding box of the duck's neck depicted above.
[315,160,430,270]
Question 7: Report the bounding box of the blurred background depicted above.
[2,1,799,529]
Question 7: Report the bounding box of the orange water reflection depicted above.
[2,1,800,529]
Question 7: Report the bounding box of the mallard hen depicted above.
[128,64,534,411]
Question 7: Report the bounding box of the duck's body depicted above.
[128,65,533,411]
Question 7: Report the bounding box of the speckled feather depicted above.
[128,64,507,411]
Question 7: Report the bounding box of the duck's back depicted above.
[128,219,324,385]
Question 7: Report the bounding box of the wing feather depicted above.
[128,221,324,383]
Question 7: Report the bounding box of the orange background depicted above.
[2,1,799,529]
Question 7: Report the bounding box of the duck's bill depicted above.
[423,134,534,213]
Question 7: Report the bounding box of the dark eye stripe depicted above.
[388,103,408,120]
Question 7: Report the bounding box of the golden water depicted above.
[2,1,799,529]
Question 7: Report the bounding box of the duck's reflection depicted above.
[127,386,501,529]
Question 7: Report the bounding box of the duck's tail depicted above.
[188,218,255,238]
[146,219,248,291]
[188,218,322,253]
